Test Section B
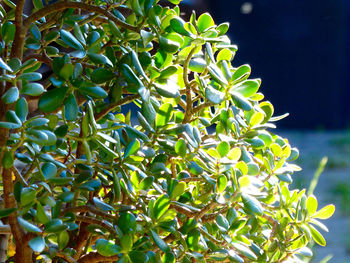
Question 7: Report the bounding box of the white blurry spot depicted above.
[241,2,253,14]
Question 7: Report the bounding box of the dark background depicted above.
[184,0,350,129]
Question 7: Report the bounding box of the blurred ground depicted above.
[281,131,350,263]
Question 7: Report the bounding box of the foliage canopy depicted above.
[0,0,334,262]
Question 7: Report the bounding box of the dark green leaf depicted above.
[64,93,79,121]
[150,229,171,253]
[38,86,68,112]
[93,197,115,211]
[96,239,120,256]
[60,29,84,50]
[91,68,114,84]
[79,86,108,99]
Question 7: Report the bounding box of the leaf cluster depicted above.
[0,0,335,262]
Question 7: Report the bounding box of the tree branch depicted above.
[62,206,117,221]
[95,94,140,121]
[24,1,139,32]
[77,252,119,263]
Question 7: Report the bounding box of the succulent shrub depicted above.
[0,0,335,262]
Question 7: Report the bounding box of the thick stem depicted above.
[77,252,119,263]
[24,1,139,32]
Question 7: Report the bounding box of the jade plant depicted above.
[0,0,335,262]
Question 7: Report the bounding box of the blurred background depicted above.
[178,0,350,262]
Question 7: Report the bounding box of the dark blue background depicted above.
[204,0,350,129]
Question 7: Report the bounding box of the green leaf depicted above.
[60,29,84,50]
[79,86,108,99]
[21,83,44,96]
[205,85,225,104]
[216,214,229,232]
[131,50,148,81]
[153,195,170,220]
[241,194,263,216]
[197,13,215,33]
[232,242,257,261]
[58,230,69,250]
[2,86,19,104]
[93,197,115,211]
[91,68,114,84]
[171,181,186,199]
[162,252,175,263]
[230,91,252,111]
[233,79,260,97]
[156,103,173,128]
[15,98,28,122]
[41,162,57,180]
[124,139,140,159]
[139,176,154,190]
[32,0,43,9]
[38,86,68,112]
[306,195,318,216]
[0,208,16,219]
[122,64,143,86]
[18,72,42,81]
[73,22,86,45]
[159,36,180,54]
[2,150,14,169]
[217,49,233,61]
[217,141,230,158]
[45,219,68,233]
[189,58,206,73]
[170,17,192,37]
[217,175,227,193]
[21,187,36,206]
[175,138,187,157]
[96,239,120,256]
[207,64,228,86]
[154,83,179,98]
[18,217,42,233]
[313,204,335,220]
[309,224,326,246]
[0,57,13,72]
[29,236,45,253]
[58,192,74,202]
[118,212,136,234]
[59,63,74,80]
[88,53,113,67]
[64,93,78,121]
[150,229,171,253]
[36,202,50,224]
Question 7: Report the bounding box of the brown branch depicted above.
[77,252,119,263]
[182,47,197,123]
[179,177,205,183]
[10,0,26,59]
[24,1,139,32]
[95,94,140,121]
[23,53,52,67]
[62,206,117,221]
[75,216,117,236]
[195,200,218,220]
[56,252,77,263]
[192,101,215,114]
[202,206,229,222]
